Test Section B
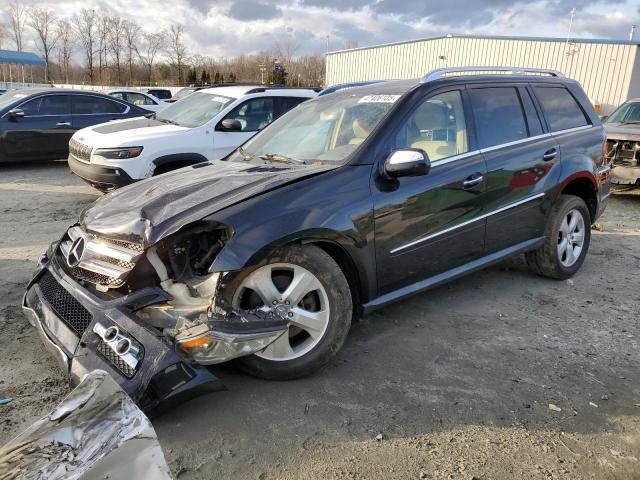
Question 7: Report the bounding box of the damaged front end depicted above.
[604,137,640,185]
[23,220,288,412]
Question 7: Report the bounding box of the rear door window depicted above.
[72,95,127,115]
[533,86,589,132]
[223,97,275,132]
[277,97,308,116]
[469,87,528,149]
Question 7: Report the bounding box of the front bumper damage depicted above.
[605,138,640,185]
[23,252,288,413]
[0,370,172,480]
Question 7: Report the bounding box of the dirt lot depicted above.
[1,161,639,480]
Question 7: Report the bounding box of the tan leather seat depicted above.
[409,102,456,160]
[349,118,370,145]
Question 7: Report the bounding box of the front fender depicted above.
[206,164,377,302]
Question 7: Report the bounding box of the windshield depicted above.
[172,88,194,101]
[226,91,401,165]
[156,92,232,128]
[607,102,640,124]
[0,90,30,111]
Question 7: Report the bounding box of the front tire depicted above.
[525,194,591,279]
[222,244,352,380]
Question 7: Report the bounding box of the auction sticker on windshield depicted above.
[358,95,401,104]
[210,96,231,103]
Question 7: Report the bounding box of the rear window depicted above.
[469,87,528,149]
[533,86,588,132]
[72,95,127,115]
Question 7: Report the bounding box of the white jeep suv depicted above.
[68,85,317,191]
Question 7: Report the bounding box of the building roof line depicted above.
[326,34,640,56]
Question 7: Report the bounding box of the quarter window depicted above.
[223,98,275,132]
[72,95,127,115]
[394,90,468,161]
[278,97,308,114]
[469,87,528,149]
[533,86,588,132]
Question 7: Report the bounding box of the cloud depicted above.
[1,0,637,60]
[227,0,282,21]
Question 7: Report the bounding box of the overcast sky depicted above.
[2,0,639,58]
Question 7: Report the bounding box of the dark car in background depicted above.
[0,89,151,163]
[146,88,173,100]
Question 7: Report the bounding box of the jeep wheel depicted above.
[526,194,591,279]
[223,245,352,380]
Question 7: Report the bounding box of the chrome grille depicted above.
[69,138,93,162]
[59,226,143,289]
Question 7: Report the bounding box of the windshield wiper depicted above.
[258,153,304,165]
[238,147,253,161]
[621,120,640,125]
[158,118,179,125]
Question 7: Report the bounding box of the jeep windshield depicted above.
[227,89,404,165]
[156,92,232,128]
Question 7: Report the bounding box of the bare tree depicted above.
[57,19,74,84]
[167,24,187,83]
[0,22,5,49]
[139,32,165,84]
[28,7,60,82]
[73,9,96,84]
[96,14,110,84]
[108,16,125,85]
[8,1,28,51]
[122,20,140,85]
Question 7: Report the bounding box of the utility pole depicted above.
[565,8,576,52]
[259,63,266,85]
[326,35,330,54]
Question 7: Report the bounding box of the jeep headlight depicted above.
[94,147,143,159]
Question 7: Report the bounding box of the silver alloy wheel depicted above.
[232,263,330,361]
[557,208,585,267]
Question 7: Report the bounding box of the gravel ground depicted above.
[1,161,639,480]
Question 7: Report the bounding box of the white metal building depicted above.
[325,34,640,114]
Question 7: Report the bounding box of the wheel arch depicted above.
[558,173,597,222]
[152,153,208,174]
[211,230,371,311]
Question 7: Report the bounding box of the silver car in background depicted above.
[604,99,640,186]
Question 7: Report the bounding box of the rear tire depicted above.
[525,194,591,279]
[222,244,353,380]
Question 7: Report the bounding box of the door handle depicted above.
[56,122,71,127]
[543,148,557,161]
[463,174,483,189]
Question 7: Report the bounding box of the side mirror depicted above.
[217,118,242,131]
[600,115,608,122]
[8,108,24,120]
[383,149,430,178]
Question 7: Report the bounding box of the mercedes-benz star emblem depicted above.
[66,237,86,268]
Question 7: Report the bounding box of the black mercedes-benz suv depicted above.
[24,67,611,409]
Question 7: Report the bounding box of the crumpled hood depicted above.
[80,161,335,245]
[604,123,640,142]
